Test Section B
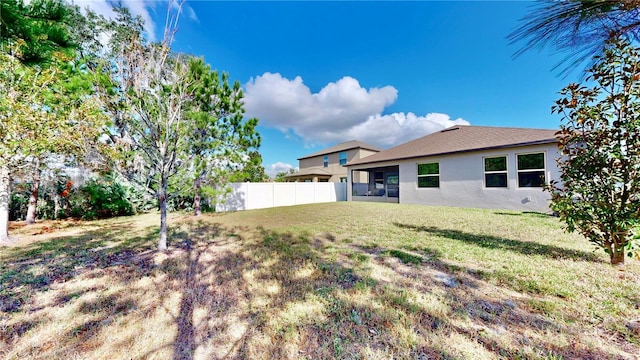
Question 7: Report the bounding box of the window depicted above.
[517,152,545,187]
[484,156,507,187]
[340,177,347,183]
[417,162,439,188]
[323,155,328,168]
[339,151,347,165]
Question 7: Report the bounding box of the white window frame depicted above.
[516,152,546,188]
[483,155,508,188]
[323,155,328,168]
[417,162,440,188]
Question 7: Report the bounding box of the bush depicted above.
[69,179,135,219]
[9,191,29,221]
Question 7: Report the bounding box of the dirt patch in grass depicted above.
[1,203,639,359]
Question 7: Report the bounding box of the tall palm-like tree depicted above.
[508,0,640,74]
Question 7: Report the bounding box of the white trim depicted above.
[516,151,547,188]
[416,162,440,188]
[483,154,509,189]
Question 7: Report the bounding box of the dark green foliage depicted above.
[69,179,134,220]
[548,37,640,265]
[509,0,640,74]
[184,58,262,214]
[9,191,29,221]
[228,151,268,182]
[0,0,79,65]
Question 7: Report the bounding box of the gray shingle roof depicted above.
[347,125,558,166]
[298,140,382,160]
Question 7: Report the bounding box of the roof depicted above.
[298,140,382,160]
[284,166,333,178]
[347,125,558,167]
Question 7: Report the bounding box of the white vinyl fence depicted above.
[215,182,347,212]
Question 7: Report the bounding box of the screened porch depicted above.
[350,166,399,203]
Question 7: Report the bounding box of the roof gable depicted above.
[347,125,558,166]
[298,140,382,160]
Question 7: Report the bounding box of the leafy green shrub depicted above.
[9,191,29,221]
[69,179,134,219]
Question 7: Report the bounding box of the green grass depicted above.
[0,203,639,359]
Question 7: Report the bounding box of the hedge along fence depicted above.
[215,182,347,212]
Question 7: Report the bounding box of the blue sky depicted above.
[80,1,579,177]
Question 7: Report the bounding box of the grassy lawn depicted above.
[1,202,639,359]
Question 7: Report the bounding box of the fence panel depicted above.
[216,182,347,212]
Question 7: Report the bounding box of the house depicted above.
[346,125,561,211]
[285,140,381,183]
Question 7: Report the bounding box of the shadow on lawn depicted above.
[361,241,624,359]
[0,219,159,313]
[1,217,630,359]
[161,223,625,360]
[162,224,386,359]
[393,222,603,263]
[494,211,555,218]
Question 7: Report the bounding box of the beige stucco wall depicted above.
[299,148,378,183]
[348,143,562,212]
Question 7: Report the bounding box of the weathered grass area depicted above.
[1,202,638,359]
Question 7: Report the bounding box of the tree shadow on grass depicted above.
[0,220,161,313]
[357,243,625,359]
[146,222,452,359]
[2,216,632,359]
[393,222,603,263]
[494,211,555,218]
[0,217,170,357]
[163,222,631,359]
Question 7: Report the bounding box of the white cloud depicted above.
[345,112,469,147]
[185,4,199,23]
[244,73,469,148]
[265,162,295,178]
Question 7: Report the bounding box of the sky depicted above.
[75,0,580,177]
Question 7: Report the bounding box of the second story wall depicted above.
[299,147,379,182]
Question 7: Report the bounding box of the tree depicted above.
[0,52,105,239]
[0,0,81,64]
[1,0,106,234]
[185,58,261,216]
[509,0,640,74]
[108,29,192,249]
[99,4,263,246]
[274,168,295,182]
[229,151,269,183]
[548,37,640,266]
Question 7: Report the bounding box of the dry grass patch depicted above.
[1,203,639,359]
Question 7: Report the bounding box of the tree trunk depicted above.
[0,165,11,243]
[25,162,40,224]
[611,250,625,265]
[193,177,201,216]
[158,176,168,251]
[53,191,60,220]
[609,238,626,266]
